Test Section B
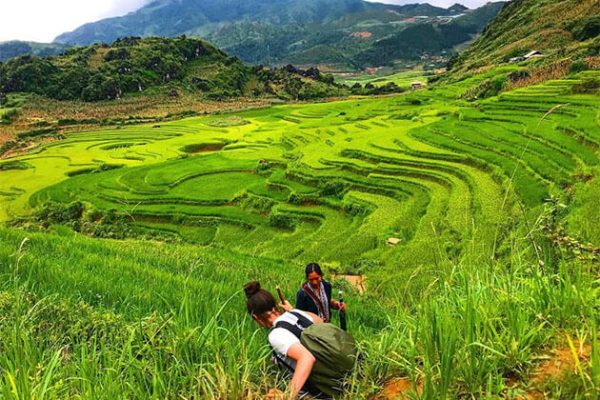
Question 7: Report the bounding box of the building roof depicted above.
[524,50,543,58]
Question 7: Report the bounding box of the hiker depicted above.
[296,263,346,323]
[244,281,357,399]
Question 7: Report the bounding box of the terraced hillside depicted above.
[1,69,599,272]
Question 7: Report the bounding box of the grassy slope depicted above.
[454,0,600,72]
[0,36,599,398]
[0,218,597,398]
[0,36,343,104]
[336,69,429,88]
[2,69,599,271]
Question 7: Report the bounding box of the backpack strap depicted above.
[290,311,314,328]
[271,312,314,373]
[274,311,314,339]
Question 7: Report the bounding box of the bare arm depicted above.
[286,343,316,397]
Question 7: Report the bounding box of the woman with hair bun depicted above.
[244,281,323,398]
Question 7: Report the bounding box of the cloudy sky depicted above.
[0,0,491,43]
[0,0,151,42]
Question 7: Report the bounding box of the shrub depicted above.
[269,213,298,230]
[0,140,17,155]
[572,78,600,94]
[35,202,85,227]
[320,179,347,198]
[463,76,507,100]
[573,16,600,41]
[0,107,18,124]
[569,60,589,74]
[16,127,58,139]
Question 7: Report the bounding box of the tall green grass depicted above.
[0,225,598,399]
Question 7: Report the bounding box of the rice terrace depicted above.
[0,0,600,399]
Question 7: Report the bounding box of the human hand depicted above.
[339,302,346,312]
[281,300,293,312]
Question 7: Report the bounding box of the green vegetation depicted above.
[49,0,505,69]
[2,69,599,270]
[1,2,599,396]
[337,69,429,89]
[0,37,346,102]
[0,206,597,398]
[453,0,600,73]
[0,94,26,125]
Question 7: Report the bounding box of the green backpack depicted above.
[273,311,358,399]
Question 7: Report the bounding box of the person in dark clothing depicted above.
[295,263,346,323]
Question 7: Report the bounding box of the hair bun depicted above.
[244,281,261,298]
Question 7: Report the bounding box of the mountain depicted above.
[0,36,346,102]
[447,3,469,14]
[54,0,402,45]
[453,0,600,71]
[52,0,504,69]
[352,1,505,68]
[0,41,71,62]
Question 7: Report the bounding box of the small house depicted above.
[411,81,426,90]
[524,50,544,59]
[387,237,401,246]
[510,50,543,63]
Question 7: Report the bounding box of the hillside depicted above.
[1,67,599,398]
[0,36,345,103]
[53,0,444,45]
[3,68,599,264]
[1,0,600,398]
[453,0,600,72]
[352,2,505,68]
[50,0,505,69]
[0,41,70,62]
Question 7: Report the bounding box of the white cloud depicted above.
[0,0,152,43]
[369,0,489,8]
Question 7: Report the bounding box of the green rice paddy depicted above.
[1,68,599,399]
[337,69,429,88]
[2,70,599,271]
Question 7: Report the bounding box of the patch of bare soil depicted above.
[374,377,422,400]
[332,274,366,294]
[0,131,12,146]
[522,341,595,400]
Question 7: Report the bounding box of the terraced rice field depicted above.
[1,70,599,270]
[338,69,429,89]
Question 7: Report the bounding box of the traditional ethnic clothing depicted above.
[295,280,332,322]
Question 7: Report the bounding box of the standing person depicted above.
[296,263,346,323]
[244,281,357,399]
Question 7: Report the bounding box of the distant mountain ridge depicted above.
[51,0,505,69]
[0,41,70,62]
